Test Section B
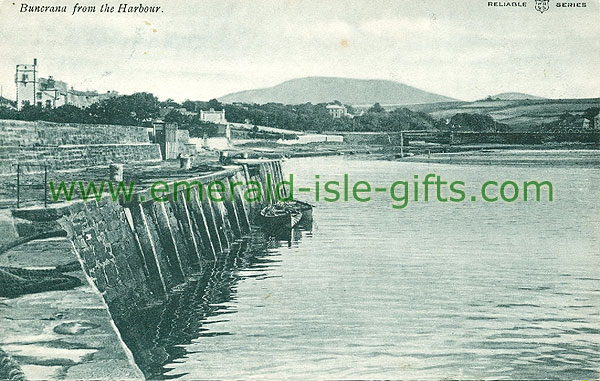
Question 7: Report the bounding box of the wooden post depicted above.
[225,124,232,147]
[180,156,191,170]
[400,131,404,158]
[109,164,124,181]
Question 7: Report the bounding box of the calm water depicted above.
[121,156,600,379]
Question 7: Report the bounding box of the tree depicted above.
[46,104,95,124]
[89,92,159,125]
[164,109,186,124]
[0,105,19,120]
[207,98,223,111]
[368,102,385,113]
[583,107,599,119]
[159,98,179,108]
[557,112,578,127]
[182,100,197,112]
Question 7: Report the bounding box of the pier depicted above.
[0,119,287,379]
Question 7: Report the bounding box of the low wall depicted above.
[0,119,167,175]
[277,134,344,145]
[340,132,404,145]
[9,160,285,377]
[0,144,162,174]
[0,119,150,147]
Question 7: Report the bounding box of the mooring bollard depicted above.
[180,156,192,170]
[109,164,124,181]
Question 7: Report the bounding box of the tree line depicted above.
[0,91,542,134]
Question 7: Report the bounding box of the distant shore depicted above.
[393,146,600,166]
[230,141,600,166]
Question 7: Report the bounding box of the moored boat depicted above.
[258,204,303,231]
[292,199,314,220]
[290,200,314,229]
[257,200,314,233]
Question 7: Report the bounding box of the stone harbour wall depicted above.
[9,160,286,377]
[0,144,162,174]
[0,119,164,175]
[0,119,150,147]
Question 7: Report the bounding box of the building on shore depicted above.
[582,114,600,130]
[326,104,349,119]
[15,58,116,110]
[175,107,197,117]
[159,107,198,118]
[200,108,226,124]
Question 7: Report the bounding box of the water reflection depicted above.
[265,215,313,247]
[112,157,600,379]
[113,225,311,379]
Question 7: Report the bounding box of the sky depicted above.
[0,0,598,102]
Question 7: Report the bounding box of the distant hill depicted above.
[405,97,600,132]
[218,77,457,105]
[489,92,545,100]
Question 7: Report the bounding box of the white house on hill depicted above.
[200,108,227,124]
[326,104,348,119]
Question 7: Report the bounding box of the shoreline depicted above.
[390,146,600,167]
[230,141,600,167]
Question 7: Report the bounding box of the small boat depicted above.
[290,199,314,229]
[291,199,314,220]
[259,204,303,231]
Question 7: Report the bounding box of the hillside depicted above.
[218,77,457,105]
[405,98,600,131]
[489,92,545,100]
